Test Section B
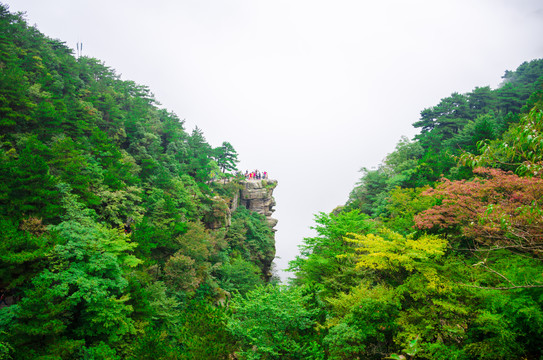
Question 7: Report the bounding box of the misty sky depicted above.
[7,0,543,280]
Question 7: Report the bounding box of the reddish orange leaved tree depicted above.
[414,168,543,257]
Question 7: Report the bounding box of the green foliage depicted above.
[0,136,60,221]
[444,113,498,154]
[164,221,225,294]
[348,228,447,276]
[213,141,239,174]
[0,185,139,358]
[0,5,255,356]
[413,92,472,145]
[0,216,53,288]
[4,3,543,358]
[228,285,322,360]
[285,59,543,360]
[383,186,434,234]
[346,230,480,359]
[80,342,121,360]
[226,207,276,278]
[461,108,543,176]
[289,209,375,297]
[182,127,215,182]
[346,61,543,221]
[346,167,390,216]
[324,284,399,360]
[217,255,264,295]
[176,299,236,359]
[0,335,13,360]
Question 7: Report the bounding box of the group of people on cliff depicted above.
[245,170,268,180]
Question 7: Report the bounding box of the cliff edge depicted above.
[239,179,278,231]
[207,179,278,233]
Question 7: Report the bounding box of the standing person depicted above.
[0,288,7,306]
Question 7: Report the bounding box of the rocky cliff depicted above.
[239,179,278,230]
[204,178,278,279]
[206,179,278,232]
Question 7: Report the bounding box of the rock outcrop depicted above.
[206,179,278,232]
[239,179,278,230]
[205,178,278,279]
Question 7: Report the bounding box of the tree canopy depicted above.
[2,2,543,359]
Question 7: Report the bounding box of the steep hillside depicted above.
[283,60,543,359]
[0,4,276,358]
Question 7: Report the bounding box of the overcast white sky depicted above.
[7,0,543,280]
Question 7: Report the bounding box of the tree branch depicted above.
[459,283,543,290]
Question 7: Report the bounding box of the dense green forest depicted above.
[2,3,543,359]
[0,4,275,359]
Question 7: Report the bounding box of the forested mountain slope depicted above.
[215,58,543,359]
[283,59,543,359]
[0,4,276,359]
[2,2,543,359]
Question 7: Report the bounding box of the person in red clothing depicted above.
[0,288,7,306]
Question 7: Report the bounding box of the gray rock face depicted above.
[240,179,278,231]
[206,179,278,233]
